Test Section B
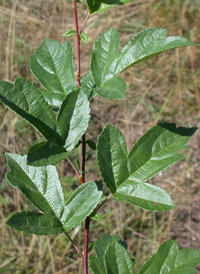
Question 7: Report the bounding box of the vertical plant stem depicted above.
[81,133,86,184]
[84,217,90,274]
[72,1,89,273]
[72,0,81,87]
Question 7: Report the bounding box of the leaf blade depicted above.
[6,153,65,218]
[94,76,126,99]
[91,27,119,87]
[97,124,129,193]
[138,240,200,274]
[115,28,198,75]
[61,181,102,231]
[86,0,132,14]
[0,79,60,143]
[29,39,76,106]
[7,212,64,235]
[27,142,69,166]
[56,89,91,151]
[114,180,175,212]
[104,242,135,274]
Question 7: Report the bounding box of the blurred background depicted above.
[0,0,200,273]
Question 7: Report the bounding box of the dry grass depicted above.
[0,0,200,273]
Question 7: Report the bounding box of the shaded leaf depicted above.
[7,212,64,235]
[29,39,76,108]
[86,0,132,14]
[6,153,65,218]
[104,242,135,274]
[61,181,102,230]
[56,89,91,151]
[86,140,97,150]
[0,78,60,143]
[97,123,197,211]
[138,240,200,274]
[90,212,101,220]
[27,142,69,166]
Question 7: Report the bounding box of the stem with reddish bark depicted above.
[72,1,89,273]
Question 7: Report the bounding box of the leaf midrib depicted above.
[11,158,64,219]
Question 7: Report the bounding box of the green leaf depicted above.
[97,124,129,193]
[6,153,65,218]
[104,242,135,274]
[89,235,129,274]
[90,212,101,220]
[62,29,76,37]
[29,39,76,108]
[39,88,65,111]
[97,123,197,211]
[56,88,91,151]
[60,181,102,230]
[115,28,198,76]
[80,32,89,43]
[7,212,64,235]
[113,180,175,211]
[27,142,69,166]
[91,27,119,87]
[94,76,126,99]
[90,28,197,99]
[0,78,60,143]
[81,70,97,101]
[138,240,200,274]
[86,140,97,150]
[86,0,132,14]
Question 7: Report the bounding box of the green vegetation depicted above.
[0,1,200,273]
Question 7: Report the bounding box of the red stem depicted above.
[72,1,89,273]
[81,133,86,184]
[84,217,90,274]
[72,0,81,87]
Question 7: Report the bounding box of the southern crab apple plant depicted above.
[0,0,200,273]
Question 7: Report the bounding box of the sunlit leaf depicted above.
[138,240,200,274]
[62,29,76,37]
[97,123,197,211]
[91,27,197,99]
[80,32,89,43]
[61,181,102,230]
[29,39,76,108]
[6,153,65,218]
